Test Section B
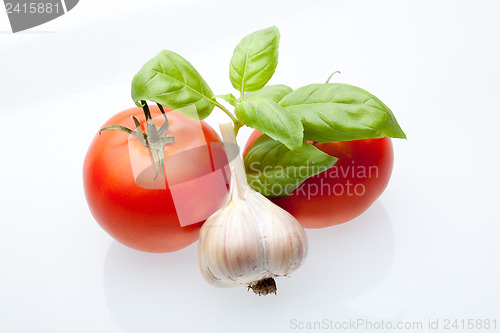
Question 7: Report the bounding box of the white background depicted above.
[1,0,499,332]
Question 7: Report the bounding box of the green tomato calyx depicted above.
[99,102,175,180]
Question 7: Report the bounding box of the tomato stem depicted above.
[132,116,148,146]
[99,125,134,136]
[156,103,168,119]
[141,101,152,120]
[100,104,175,181]
[156,103,171,138]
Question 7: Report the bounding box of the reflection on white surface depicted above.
[103,201,396,332]
[304,201,395,302]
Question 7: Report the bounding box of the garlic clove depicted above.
[199,198,267,287]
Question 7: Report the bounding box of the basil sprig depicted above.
[130,26,406,197]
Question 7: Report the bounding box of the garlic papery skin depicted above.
[198,122,308,295]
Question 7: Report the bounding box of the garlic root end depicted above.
[247,278,277,296]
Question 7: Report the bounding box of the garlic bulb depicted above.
[198,122,308,295]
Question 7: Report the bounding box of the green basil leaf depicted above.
[235,98,303,150]
[244,135,337,198]
[245,84,293,103]
[131,50,216,120]
[280,83,407,142]
[215,93,238,106]
[229,26,280,93]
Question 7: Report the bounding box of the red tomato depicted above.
[84,106,228,252]
[243,130,394,228]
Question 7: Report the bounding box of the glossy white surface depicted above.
[1,1,499,332]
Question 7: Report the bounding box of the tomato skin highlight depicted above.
[83,106,227,252]
[243,130,394,228]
